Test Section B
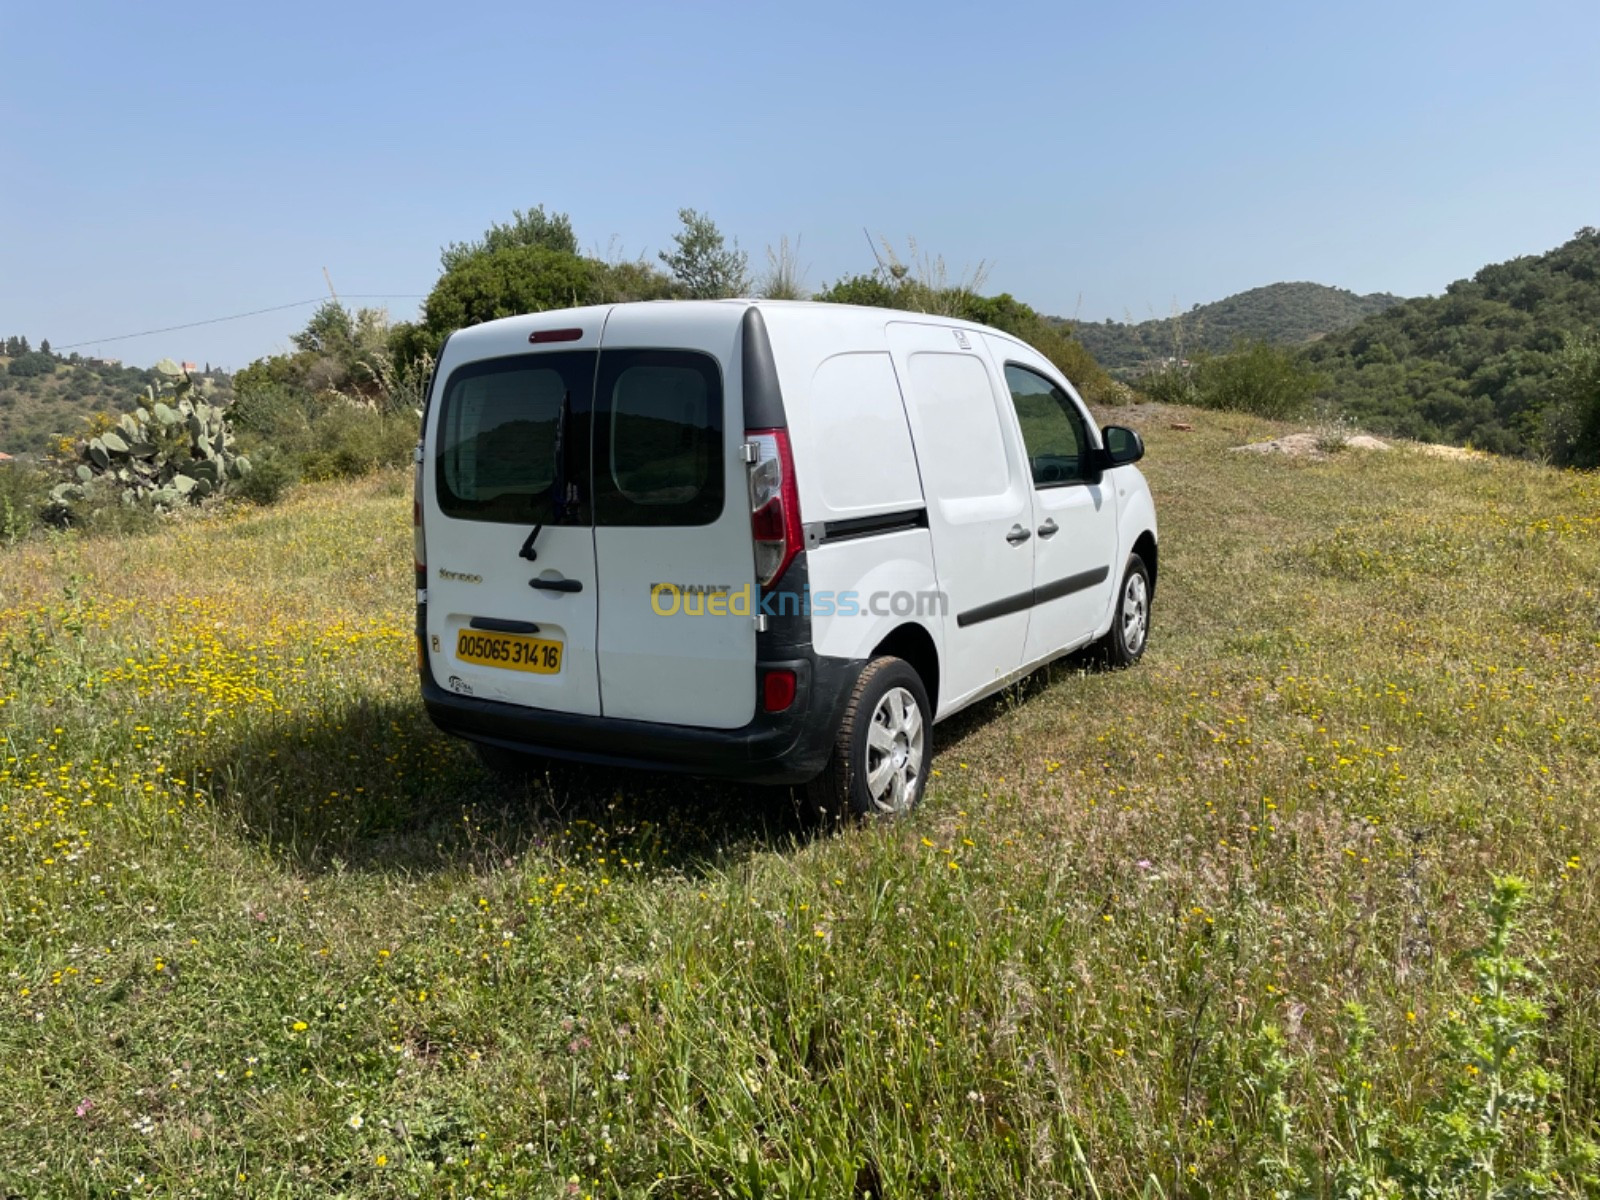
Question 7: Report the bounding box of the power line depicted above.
[52,294,429,351]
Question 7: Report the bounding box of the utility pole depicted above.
[322,267,340,307]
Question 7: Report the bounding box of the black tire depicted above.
[805,656,932,822]
[1099,553,1152,668]
[471,742,544,780]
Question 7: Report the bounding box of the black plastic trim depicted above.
[1034,565,1111,605]
[820,507,928,544]
[956,565,1111,628]
[740,307,786,429]
[469,617,541,634]
[956,589,1035,629]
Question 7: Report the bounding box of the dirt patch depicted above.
[1232,432,1393,460]
[1411,442,1489,461]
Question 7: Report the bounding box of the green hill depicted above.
[1303,228,1600,455]
[0,343,231,457]
[1063,282,1404,370]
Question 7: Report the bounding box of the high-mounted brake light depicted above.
[746,428,802,589]
[529,328,583,344]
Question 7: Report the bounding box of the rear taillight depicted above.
[746,428,801,589]
[762,668,797,713]
[412,444,426,584]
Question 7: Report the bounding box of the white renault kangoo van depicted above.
[416,301,1157,817]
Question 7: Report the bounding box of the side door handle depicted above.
[1005,524,1031,546]
[529,577,583,593]
[1037,518,1059,538]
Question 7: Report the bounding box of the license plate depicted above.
[455,629,563,674]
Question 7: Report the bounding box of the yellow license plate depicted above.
[455,629,563,674]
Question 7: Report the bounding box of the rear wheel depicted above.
[1099,553,1152,668]
[806,656,932,822]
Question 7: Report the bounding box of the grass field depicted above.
[2,409,1598,1198]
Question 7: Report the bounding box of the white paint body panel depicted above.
[591,304,756,729]
[422,311,609,715]
[806,530,944,673]
[808,352,923,515]
[884,321,1035,711]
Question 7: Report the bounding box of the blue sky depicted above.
[3,0,1596,368]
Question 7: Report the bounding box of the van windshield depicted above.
[435,351,595,525]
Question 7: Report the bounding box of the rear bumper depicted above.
[420,644,861,785]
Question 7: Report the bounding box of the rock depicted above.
[1234,431,1393,459]
[1345,435,1390,451]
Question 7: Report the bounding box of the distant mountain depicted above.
[1303,228,1600,456]
[1060,282,1406,371]
[0,344,231,457]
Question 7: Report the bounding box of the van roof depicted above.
[444,298,1020,354]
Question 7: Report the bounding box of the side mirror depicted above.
[1101,425,1145,466]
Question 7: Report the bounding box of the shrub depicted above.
[298,405,417,482]
[1135,360,1199,406]
[1543,335,1600,468]
[0,460,49,543]
[659,208,749,299]
[1192,341,1324,418]
[422,246,603,338]
[439,204,579,273]
[229,447,299,506]
[757,236,808,300]
[5,351,57,379]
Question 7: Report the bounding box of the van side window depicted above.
[435,350,596,525]
[1004,363,1093,487]
[594,350,724,527]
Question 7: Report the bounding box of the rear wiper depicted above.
[518,524,542,562]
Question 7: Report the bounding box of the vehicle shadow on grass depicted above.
[928,643,1112,750]
[199,697,820,878]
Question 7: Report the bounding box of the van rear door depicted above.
[424,333,603,715]
[592,305,756,729]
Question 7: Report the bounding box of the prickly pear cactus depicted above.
[60,364,252,512]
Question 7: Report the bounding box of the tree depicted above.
[423,245,603,337]
[659,208,748,299]
[440,205,579,272]
[1544,335,1600,468]
[290,301,356,357]
[39,339,51,357]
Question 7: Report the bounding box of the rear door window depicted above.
[434,351,595,525]
[594,350,723,526]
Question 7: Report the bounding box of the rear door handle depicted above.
[529,577,583,593]
[1005,524,1031,545]
[1037,518,1059,538]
